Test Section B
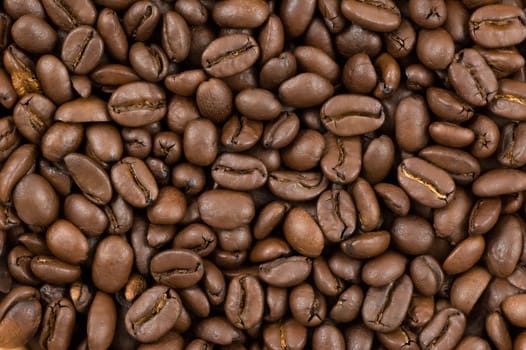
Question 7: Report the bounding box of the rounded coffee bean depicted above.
[197,189,255,230]
[289,283,326,327]
[283,207,324,258]
[472,169,526,197]
[125,285,182,343]
[0,286,41,349]
[469,4,526,48]
[13,173,59,227]
[235,88,281,121]
[341,0,401,32]
[46,219,88,265]
[11,14,56,54]
[123,0,161,41]
[361,275,413,332]
[87,292,116,350]
[64,153,113,205]
[92,235,134,293]
[362,251,407,287]
[201,34,260,78]
[61,26,103,75]
[279,73,334,108]
[397,157,456,208]
[109,82,167,127]
[416,28,455,70]
[30,256,81,285]
[485,215,523,278]
[450,266,491,314]
[150,249,204,288]
[341,230,391,259]
[39,297,76,350]
[410,255,444,296]
[263,318,308,349]
[442,235,485,275]
[321,94,385,136]
[111,157,159,208]
[224,274,264,329]
[282,129,325,171]
[183,118,218,166]
[419,308,466,350]
[211,153,268,191]
[259,256,312,288]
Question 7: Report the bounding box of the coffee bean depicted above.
[0,286,41,348]
[469,4,526,48]
[150,249,204,289]
[201,34,260,78]
[125,285,182,343]
[224,274,264,329]
[111,157,159,208]
[341,0,401,32]
[197,189,255,229]
[211,153,267,191]
[39,297,75,350]
[87,292,117,350]
[418,308,466,350]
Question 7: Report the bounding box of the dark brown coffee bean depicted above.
[87,292,116,350]
[282,129,325,171]
[283,207,324,258]
[109,82,167,127]
[485,215,523,278]
[472,169,526,197]
[398,157,456,208]
[384,19,416,59]
[419,145,481,185]
[13,173,59,227]
[469,4,526,48]
[111,157,159,208]
[362,251,408,287]
[316,189,356,243]
[259,256,311,288]
[172,223,217,257]
[374,183,411,217]
[61,26,103,75]
[341,0,401,32]
[92,235,133,294]
[194,316,243,345]
[342,53,377,94]
[183,118,218,166]
[150,249,204,288]
[373,53,401,99]
[162,11,191,63]
[11,15,56,54]
[45,219,88,265]
[448,48,498,106]
[54,97,111,123]
[96,8,128,63]
[450,266,491,314]
[279,73,334,108]
[408,0,447,28]
[321,133,361,185]
[0,286,41,349]
[469,114,500,159]
[263,318,307,349]
[39,297,76,350]
[30,256,81,285]
[351,177,382,232]
[321,94,385,136]
[361,275,413,332]
[0,144,36,204]
[279,0,316,38]
[419,308,466,350]
[201,34,259,78]
[211,153,268,191]
[489,79,526,120]
[259,51,297,91]
[410,255,444,296]
[395,94,430,153]
[13,93,55,144]
[268,171,329,202]
[362,135,395,185]
[123,1,161,41]
[224,274,264,329]
[426,87,474,123]
[129,42,169,83]
[416,28,455,70]
[197,189,254,229]
[405,63,435,91]
[341,230,391,259]
[164,69,206,96]
[212,0,269,28]
[64,153,113,206]
[7,245,39,285]
[125,285,182,343]
[468,197,501,235]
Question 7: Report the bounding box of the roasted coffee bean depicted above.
[341,0,401,32]
[162,11,191,63]
[361,275,413,332]
[30,256,81,285]
[321,94,385,136]
[489,79,526,120]
[448,48,498,106]
[410,255,445,296]
[54,96,111,123]
[13,173,59,227]
[419,308,466,350]
[211,153,267,191]
[279,73,334,108]
[39,297,76,350]
[268,171,328,202]
[109,82,167,127]
[150,249,204,288]
[92,235,134,294]
[111,157,159,208]
[224,274,264,329]
[65,195,108,237]
[0,286,41,349]
[64,153,112,205]
[125,285,182,343]
[341,230,391,259]
[469,4,526,48]
[472,169,526,197]
[87,292,117,350]
[201,34,259,78]
[123,1,161,41]
[398,157,456,208]
[45,219,88,265]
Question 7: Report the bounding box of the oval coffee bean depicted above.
[259,256,312,288]
[283,207,324,258]
[92,235,134,294]
[320,133,361,184]
[469,4,526,48]
[87,292,116,350]
[397,157,456,208]
[201,34,260,78]
[268,171,329,202]
[64,153,113,205]
[13,174,59,227]
[150,249,204,289]
[197,189,255,230]
[321,94,385,136]
[361,275,413,332]
[61,26,103,75]
[419,308,466,350]
[472,169,526,197]
[125,285,182,343]
[39,297,76,350]
[224,274,264,329]
[211,153,268,191]
[111,157,159,208]
[279,73,334,108]
[45,220,88,265]
[109,82,167,127]
[341,0,401,32]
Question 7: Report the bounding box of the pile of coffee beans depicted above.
[3,0,526,349]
